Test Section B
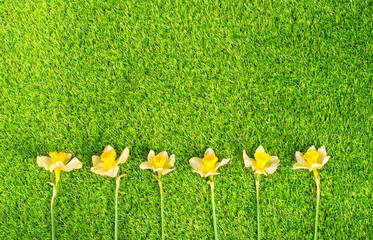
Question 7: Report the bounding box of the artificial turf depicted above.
[0,0,372,239]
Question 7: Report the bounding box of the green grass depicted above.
[0,0,372,239]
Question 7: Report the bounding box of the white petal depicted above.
[193,169,206,177]
[148,150,155,163]
[92,156,105,168]
[38,156,52,170]
[91,166,109,176]
[117,147,129,165]
[215,158,229,170]
[50,162,65,172]
[295,152,306,164]
[256,145,265,153]
[164,155,175,168]
[310,163,321,171]
[318,146,327,159]
[104,145,115,152]
[159,151,168,159]
[321,156,330,166]
[62,158,83,172]
[65,153,72,162]
[265,156,280,168]
[243,150,253,168]
[205,172,219,178]
[106,166,119,177]
[140,161,152,169]
[293,163,308,169]
[189,157,204,170]
[265,164,279,174]
[308,145,316,152]
[204,148,215,156]
[161,168,175,175]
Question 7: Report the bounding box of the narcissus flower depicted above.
[243,145,279,175]
[91,145,129,177]
[293,145,330,171]
[189,148,229,178]
[140,150,175,176]
[37,152,82,183]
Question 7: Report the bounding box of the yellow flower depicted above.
[293,145,330,171]
[140,150,175,175]
[189,148,229,178]
[243,145,279,175]
[91,145,129,177]
[37,152,83,183]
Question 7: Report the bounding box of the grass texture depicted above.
[0,0,372,239]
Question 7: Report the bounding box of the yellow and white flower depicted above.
[37,152,82,182]
[189,148,229,178]
[293,145,330,171]
[91,145,129,177]
[140,150,175,175]
[243,145,279,175]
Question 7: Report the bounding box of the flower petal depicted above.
[265,156,280,168]
[91,166,110,176]
[293,162,308,169]
[164,154,175,169]
[62,158,83,172]
[140,161,152,170]
[193,169,206,177]
[243,150,255,168]
[117,147,129,165]
[104,145,115,152]
[205,172,219,178]
[204,148,215,156]
[159,151,168,159]
[310,163,321,171]
[256,145,265,153]
[65,153,72,163]
[189,157,204,171]
[38,156,52,170]
[148,150,155,163]
[92,156,105,168]
[308,145,316,152]
[50,162,65,172]
[161,168,175,175]
[295,152,306,164]
[321,156,330,166]
[215,158,229,170]
[106,166,119,177]
[318,146,327,159]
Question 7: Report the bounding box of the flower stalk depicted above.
[48,182,57,240]
[314,170,320,240]
[208,180,218,240]
[255,174,260,240]
[115,175,126,240]
[154,175,165,240]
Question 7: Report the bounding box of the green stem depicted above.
[314,177,320,240]
[115,175,126,240]
[159,179,165,240]
[255,174,260,240]
[51,204,55,240]
[209,181,218,240]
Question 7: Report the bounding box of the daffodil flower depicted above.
[91,145,129,178]
[37,151,82,183]
[243,145,280,176]
[293,145,330,173]
[293,145,330,240]
[189,148,229,178]
[243,146,279,240]
[37,151,82,240]
[190,148,229,240]
[140,150,175,177]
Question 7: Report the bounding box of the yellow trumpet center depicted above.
[153,154,167,170]
[50,152,67,164]
[203,154,218,172]
[254,151,271,171]
[101,150,117,168]
[303,150,321,169]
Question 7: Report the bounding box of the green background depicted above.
[0,0,372,239]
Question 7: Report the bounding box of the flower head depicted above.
[140,150,175,176]
[293,145,330,171]
[190,148,229,178]
[243,145,279,175]
[91,145,129,177]
[37,152,82,182]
